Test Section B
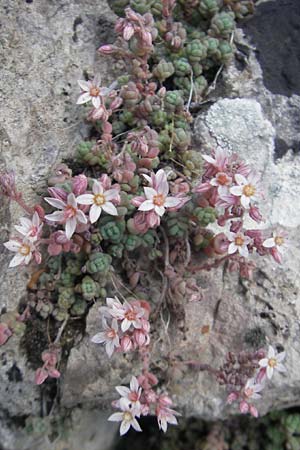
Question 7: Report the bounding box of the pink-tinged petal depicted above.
[238,245,249,258]
[91,332,106,344]
[47,368,60,379]
[155,169,167,191]
[138,200,154,212]
[65,217,77,239]
[121,318,131,332]
[262,238,275,248]
[35,368,48,385]
[76,209,88,224]
[210,179,219,187]
[105,189,119,201]
[230,186,243,197]
[259,358,268,368]
[93,181,103,195]
[266,366,273,379]
[235,173,247,185]
[142,174,152,185]
[45,211,65,222]
[32,212,40,226]
[24,254,33,264]
[20,217,32,228]
[250,406,259,418]
[92,96,101,109]
[76,194,94,205]
[44,197,65,209]
[130,376,139,392]
[131,418,142,432]
[120,420,131,436]
[9,254,25,267]
[111,318,119,331]
[202,155,215,164]
[251,393,261,400]
[268,346,275,358]
[108,412,123,422]
[276,363,286,373]
[76,92,91,104]
[164,197,181,208]
[276,351,286,363]
[116,386,131,397]
[228,242,237,255]
[3,240,21,252]
[102,202,118,216]
[89,204,101,223]
[167,415,178,426]
[78,80,90,91]
[106,340,115,358]
[67,193,77,208]
[154,205,165,217]
[241,195,250,209]
[144,187,157,200]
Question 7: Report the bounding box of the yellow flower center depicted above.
[153,194,165,207]
[90,86,100,97]
[275,236,284,246]
[65,205,77,218]
[268,358,277,368]
[94,194,105,206]
[243,184,256,197]
[19,244,31,256]
[234,236,244,246]
[123,411,132,422]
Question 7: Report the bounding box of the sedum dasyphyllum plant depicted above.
[0,0,287,436]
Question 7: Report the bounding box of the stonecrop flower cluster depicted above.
[222,345,286,418]
[0,0,287,436]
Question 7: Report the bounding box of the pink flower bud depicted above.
[256,367,267,384]
[72,174,88,195]
[145,390,157,404]
[102,122,113,134]
[110,97,123,111]
[54,231,69,244]
[120,335,133,352]
[34,204,45,220]
[226,392,238,404]
[133,329,146,347]
[34,251,42,265]
[0,171,16,196]
[47,187,68,201]
[230,221,243,234]
[42,350,57,366]
[35,368,48,385]
[158,87,166,97]
[129,272,140,288]
[271,247,282,264]
[239,400,249,414]
[212,233,228,255]
[98,45,115,55]
[0,323,12,346]
[123,24,135,40]
[48,368,61,379]
[158,394,173,408]
[249,405,258,418]
[147,210,160,228]
[249,206,262,223]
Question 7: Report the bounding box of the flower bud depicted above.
[98,45,115,55]
[120,335,133,352]
[72,174,88,195]
[239,400,249,414]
